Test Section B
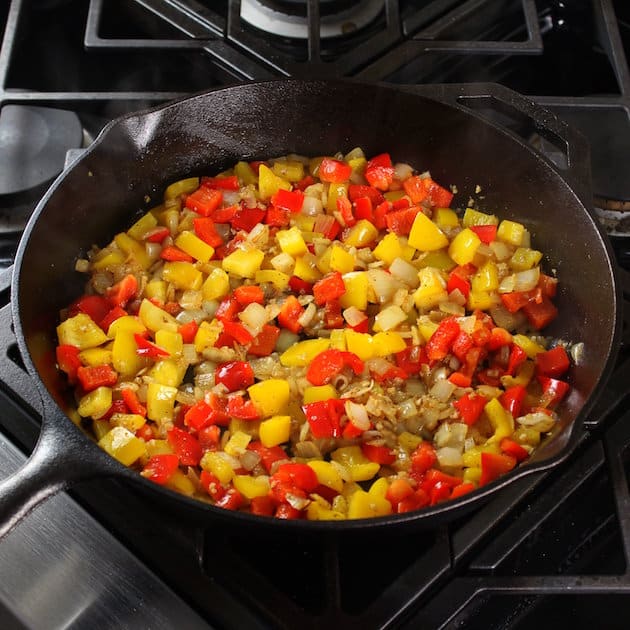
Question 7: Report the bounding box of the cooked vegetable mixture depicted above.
[56,149,572,520]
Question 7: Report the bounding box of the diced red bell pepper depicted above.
[101,399,128,421]
[392,197,411,211]
[198,424,222,451]
[402,175,429,204]
[430,480,453,505]
[500,288,543,314]
[200,470,226,501]
[410,442,438,475]
[230,207,266,233]
[318,157,352,183]
[306,349,364,386]
[106,274,138,308]
[538,376,570,408]
[426,318,460,362]
[365,153,394,191]
[523,297,558,330]
[185,187,223,216]
[277,295,304,333]
[313,272,346,306]
[135,424,155,441]
[348,184,385,205]
[353,196,373,221]
[247,441,288,473]
[336,196,356,227]
[56,344,82,384]
[451,331,474,362]
[99,306,127,332]
[121,388,147,417]
[470,224,497,244]
[274,503,303,519]
[423,468,463,489]
[486,327,513,351]
[193,217,224,247]
[215,296,240,323]
[76,364,118,392]
[398,488,431,513]
[385,206,420,236]
[371,200,391,229]
[250,495,275,517]
[69,294,112,325]
[160,246,194,263]
[233,285,264,306]
[167,427,203,466]
[273,462,319,492]
[499,385,526,418]
[302,399,345,438]
[506,344,528,376]
[324,299,344,329]
[386,478,415,510]
[500,438,529,462]
[425,178,454,208]
[248,325,280,357]
[143,226,170,243]
[265,205,290,227]
[226,394,260,420]
[210,204,238,224]
[342,420,365,440]
[453,392,488,425]
[295,174,316,191]
[535,346,570,378]
[447,270,471,298]
[178,320,199,344]
[480,451,517,486]
[538,273,558,298]
[202,175,240,190]
[395,344,428,376]
[133,333,170,358]
[216,487,244,511]
[449,482,476,500]
[361,443,396,465]
[313,214,341,240]
[215,360,255,392]
[288,276,313,295]
[271,188,304,213]
[141,454,179,485]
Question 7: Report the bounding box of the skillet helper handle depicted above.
[405,82,593,208]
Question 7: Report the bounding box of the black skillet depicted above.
[0,79,621,536]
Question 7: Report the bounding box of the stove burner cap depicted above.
[0,105,82,196]
[240,0,382,39]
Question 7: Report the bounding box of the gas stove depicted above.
[1,1,630,628]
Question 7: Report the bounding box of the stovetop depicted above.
[2,1,630,629]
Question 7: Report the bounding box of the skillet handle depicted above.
[403,82,593,208]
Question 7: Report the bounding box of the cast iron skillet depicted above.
[0,79,621,536]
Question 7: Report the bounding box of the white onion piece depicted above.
[240,450,261,471]
[301,195,323,216]
[343,306,367,327]
[182,344,199,365]
[516,411,556,432]
[276,329,299,352]
[394,162,414,181]
[222,190,240,206]
[398,399,418,419]
[176,308,206,324]
[345,401,371,431]
[271,252,295,273]
[436,446,463,467]
[367,268,402,303]
[374,305,407,331]
[202,300,219,318]
[179,290,203,310]
[430,378,456,402]
[145,242,162,261]
[457,315,477,334]
[298,302,317,327]
[434,422,468,448]
[513,267,540,292]
[389,257,420,287]
[238,302,269,336]
[490,240,512,261]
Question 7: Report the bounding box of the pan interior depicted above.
[15,80,618,464]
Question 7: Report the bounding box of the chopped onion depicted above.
[436,446,463,467]
[238,302,269,335]
[398,399,418,419]
[367,268,402,303]
[271,252,295,273]
[202,300,219,318]
[240,449,261,471]
[345,400,371,431]
[75,258,90,273]
[374,305,407,331]
[276,329,299,353]
[145,242,162,261]
[394,162,414,181]
[179,290,203,310]
[490,240,512,261]
[298,302,317,327]
[222,190,240,206]
[516,411,556,432]
[176,308,206,324]
[389,257,420,287]
[434,422,468,448]
[514,267,540,292]
[182,344,199,365]
[429,378,456,402]
[301,195,323,216]
[343,306,368,327]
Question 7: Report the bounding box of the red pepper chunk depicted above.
[348,184,385,205]
[402,176,429,204]
[106,274,138,308]
[133,333,170,358]
[178,320,199,344]
[277,295,304,333]
[410,442,438,475]
[538,376,570,408]
[200,470,226,501]
[216,487,244,511]
[233,285,264,306]
[160,246,194,263]
[500,438,529,462]
[365,153,394,191]
[141,454,179,485]
[302,399,345,438]
[523,297,558,330]
[353,196,373,221]
[425,318,460,362]
[273,462,319,492]
[215,361,255,392]
[193,217,224,247]
[69,294,112,325]
[499,385,526,418]
[226,395,260,420]
[395,344,428,376]
[248,324,280,357]
[247,441,288,473]
[121,388,147,417]
[230,208,266,232]
[288,276,313,295]
[470,224,498,244]
[535,346,570,378]
[361,443,396,465]
[76,365,118,392]
[100,306,127,333]
[480,452,517,486]
[385,206,421,236]
[202,175,240,190]
[447,270,471,298]
[250,495,275,517]
[425,179,454,208]
[271,188,304,213]
[453,392,488,426]
[167,427,202,466]
[306,349,364,386]
[313,272,346,306]
[450,482,476,500]
[143,226,170,243]
[318,157,352,183]
[56,345,82,384]
[337,196,356,227]
[185,187,223,216]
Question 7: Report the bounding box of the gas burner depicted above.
[240,0,383,38]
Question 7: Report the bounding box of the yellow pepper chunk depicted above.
[138,299,178,333]
[373,232,404,265]
[258,164,291,200]
[448,228,481,265]
[234,161,258,186]
[57,313,108,350]
[339,271,369,311]
[303,385,338,404]
[326,181,348,213]
[408,212,449,251]
[93,419,111,441]
[146,382,178,422]
[98,426,147,466]
[202,267,230,301]
[91,248,126,271]
[107,315,146,338]
[77,386,112,419]
[200,451,234,484]
[166,470,195,496]
[272,160,305,182]
[174,231,215,263]
[484,397,515,443]
[343,219,379,248]
[347,489,392,519]
[145,279,167,304]
[78,347,112,367]
[148,358,187,387]
[512,334,546,358]
[255,269,291,290]
[145,439,173,457]
[112,332,146,378]
[233,475,270,499]
[247,379,290,417]
[471,261,499,292]
[280,338,331,367]
[344,330,374,360]
[372,331,407,356]
[329,328,347,351]
[497,219,526,246]
[276,226,308,257]
[463,207,499,227]
[306,498,346,521]
[162,261,203,290]
[510,247,543,271]
[155,329,182,356]
[398,431,423,452]
[110,413,146,432]
[164,177,199,199]
[433,207,459,228]
[329,244,355,274]
[127,211,158,240]
[222,248,264,278]
[331,446,380,482]
[224,430,252,456]
[194,319,222,353]
[259,415,292,447]
[307,460,344,493]
[113,232,151,270]
[414,267,448,311]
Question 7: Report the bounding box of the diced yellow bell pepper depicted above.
[417,316,439,342]
[127,211,158,240]
[329,244,355,274]
[202,267,230,301]
[408,212,449,251]
[157,207,180,234]
[463,207,499,227]
[316,247,332,275]
[258,164,291,200]
[107,315,146,338]
[461,443,501,468]
[471,261,499,292]
[259,415,291,447]
[112,332,146,378]
[155,329,182,356]
[276,226,308,257]
[448,228,481,265]
[148,358,187,387]
[194,319,222,353]
[467,290,500,311]
[293,214,316,232]
[255,269,291,290]
[145,279,167,304]
[339,271,369,311]
[344,330,374,360]
[233,474,270,499]
[413,267,448,311]
[164,177,199,200]
[463,467,482,484]
[306,499,346,521]
[93,419,111,441]
[224,430,252,456]
[200,451,234,484]
[292,253,321,283]
[222,248,264,278]
[433,207,459,228]
[347,489,392,519]
[484,397,515,443]
[512,427,541,446]
[510,247,543,271]
[348,155,367,176]
[110,412,146,432]
[98,426,147,466]
[329,329,347,351]
[162,261,203,290]
[229,418,261,438]
[91,248,126,271]
[373,305,408,332]
[145,439,173,456]
[497,219,526,247]
[77,386,112,419]
[174,231,215,263]
[331,446,380,482]
[398,431,423,452]
[146,382,178,422]
[307,460,344,493]
[272,160,305,183]
[234,161,258,186]
[247,379,291,417]
[372,331,407,356]
[280,338,330,367]
[113,232,151,270]
[326,181,349,213]
[138,299,178,333]
[166,470,195,496]
[303,384,338,404]
[373,232,404,265]
[57,313,109,350]
[368,476,390,500]
[512,334,546,358]
[500,359,535,388]
[78,347,112,367]
[417,250,456,271]
[343,219,379,248]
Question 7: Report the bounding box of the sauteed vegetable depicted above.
[55,149,572,520]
